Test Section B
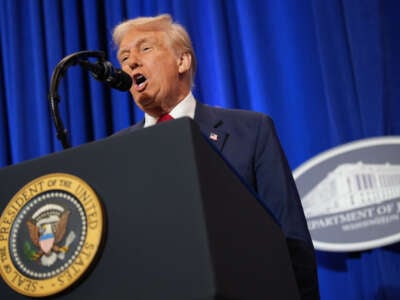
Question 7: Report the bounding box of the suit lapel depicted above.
[113,119,145,136]
[131,120,145,130]
[194,102,229,152]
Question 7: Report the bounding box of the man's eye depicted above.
[119,56,130,64]
[142,46,152,52]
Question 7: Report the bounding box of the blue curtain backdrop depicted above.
[1,0,399,299]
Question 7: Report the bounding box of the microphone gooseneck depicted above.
[48,50,131,149]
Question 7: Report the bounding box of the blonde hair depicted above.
[113,14,197,85]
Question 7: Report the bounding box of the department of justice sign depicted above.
[0,173,104,297]
[293,136,400,252]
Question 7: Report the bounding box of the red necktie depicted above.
[157,114,174,123]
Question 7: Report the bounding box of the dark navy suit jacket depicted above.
[118,102,319,299]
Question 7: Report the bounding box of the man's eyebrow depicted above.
[117,37,156,58]
[136,37,156,47]
[118,37,155,55]
[117,37,152,59]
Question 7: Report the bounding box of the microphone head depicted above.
[80,59,132,91]
[109,69,132,91]
[100,61,132,91]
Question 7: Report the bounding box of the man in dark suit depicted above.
[113,14,319,299]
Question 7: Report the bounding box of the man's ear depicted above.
[177,52,191,74]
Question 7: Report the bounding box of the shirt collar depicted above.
[144,92,196,128]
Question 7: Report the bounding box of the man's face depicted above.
[118,28,188,116]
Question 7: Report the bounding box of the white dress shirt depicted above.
[143,92,196,128]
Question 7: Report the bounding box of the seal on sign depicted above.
[0,173,104,297]
[293,136,400,252]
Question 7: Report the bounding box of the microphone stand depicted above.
[48,50,106,149]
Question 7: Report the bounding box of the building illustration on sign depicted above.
[302,162,400,218]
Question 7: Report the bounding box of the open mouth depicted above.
[133,73,147,91]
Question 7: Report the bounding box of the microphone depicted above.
[78,59,132,91]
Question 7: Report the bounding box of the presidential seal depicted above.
[0,173,104,297]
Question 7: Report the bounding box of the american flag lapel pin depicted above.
[209,132,219,141]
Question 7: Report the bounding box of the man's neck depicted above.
[144,92,196,127]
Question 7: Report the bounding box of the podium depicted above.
[0,118,299,299]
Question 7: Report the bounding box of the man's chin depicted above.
[134,93,153,107]
[135,96,161,114]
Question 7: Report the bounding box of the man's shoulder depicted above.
[200,103,273,124]
[112,120,144,136]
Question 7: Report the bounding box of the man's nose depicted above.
[126,54,141,70]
